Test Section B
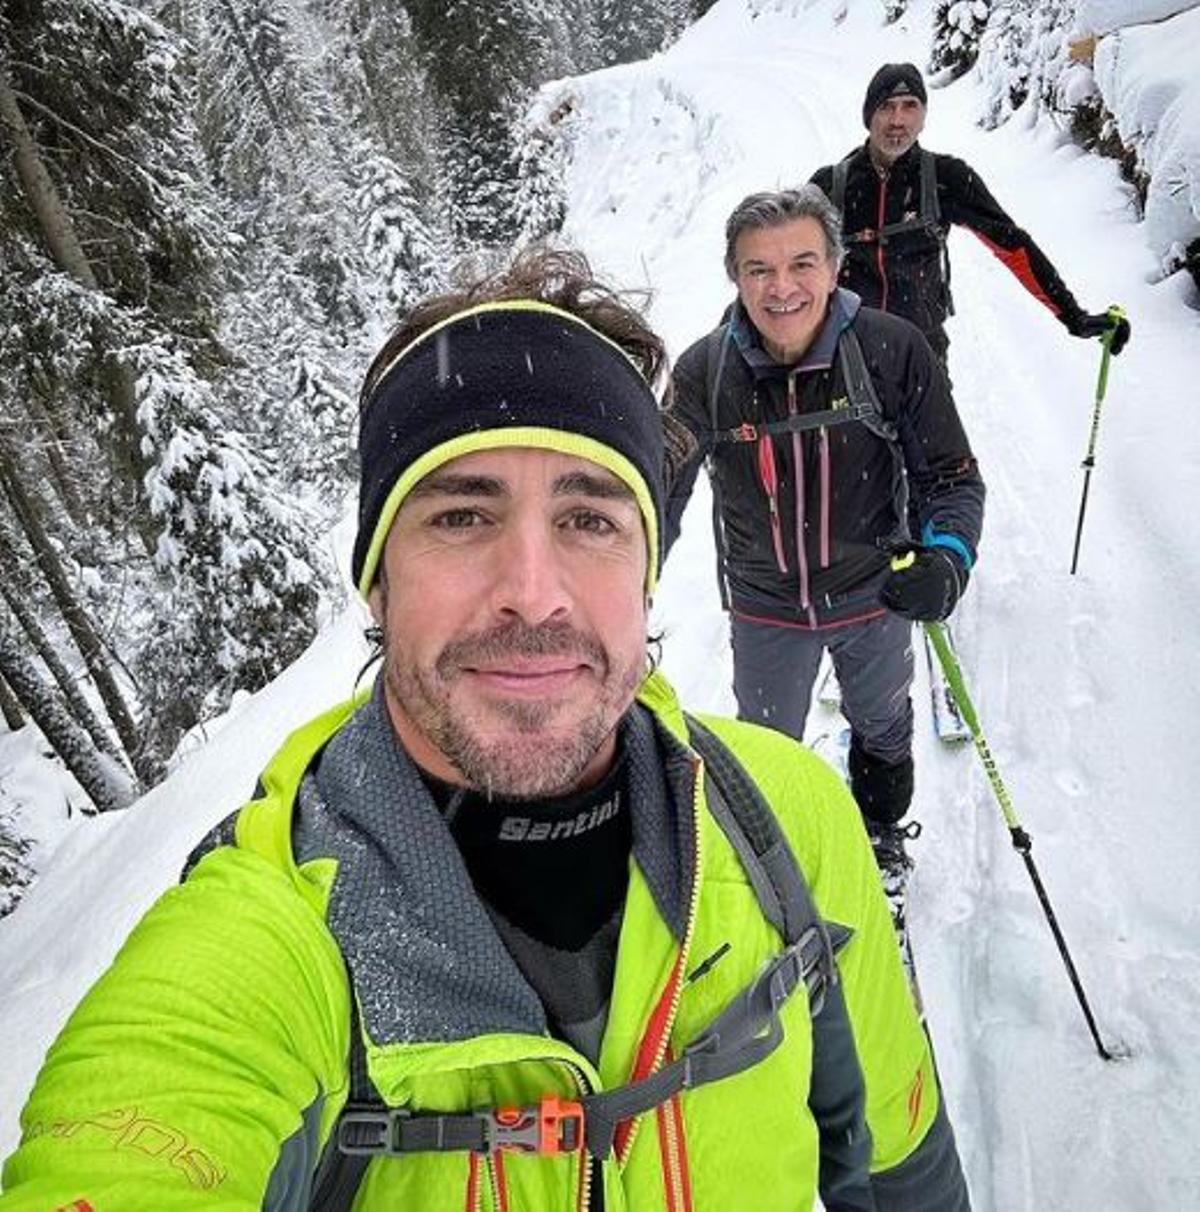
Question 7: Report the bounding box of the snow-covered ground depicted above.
[2,1,1198,1207]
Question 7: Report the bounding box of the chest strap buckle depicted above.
[491,1097,585,1154]
[336,1096,584,1157]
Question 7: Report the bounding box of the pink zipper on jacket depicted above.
[787,374,817,625]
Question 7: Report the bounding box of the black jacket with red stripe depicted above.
[810,142,1086,338]
[664,291,985,630]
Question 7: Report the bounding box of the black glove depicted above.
[1067,310,1131,356]
[879,547,967,622]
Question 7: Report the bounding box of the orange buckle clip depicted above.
[491,1097,584,1154]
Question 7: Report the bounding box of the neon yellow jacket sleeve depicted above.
[1,847,351,1210]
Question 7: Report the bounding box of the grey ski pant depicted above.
[730,611,914,763]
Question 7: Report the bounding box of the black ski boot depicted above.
[866,818,923,907]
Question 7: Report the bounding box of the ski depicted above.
[923,626,971,743]
[815,656,842,709]
[884,867,924,1019]
[811,724,851,780]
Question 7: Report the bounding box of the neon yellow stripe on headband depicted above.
[357,426,660,599]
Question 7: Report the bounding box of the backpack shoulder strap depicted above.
[919,146,941,226]
[703,323,734,611]
[836,326,898,446]
[685,713,835,952]
[919,148,954,316]
[704,321,732,431]
[831,154,851,215]
[308,1003,378,1209]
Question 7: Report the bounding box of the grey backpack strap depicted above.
[836,327,897,445]
[685,713,836,950]
[920,147,954,317]
[831,155,850,215]
[704,323,734,611]
[308,1007,376,1210]
[837,326,908,529]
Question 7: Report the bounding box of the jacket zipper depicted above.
[787,373,816,625]
[876,169,889,312]
[757,433,789,574]
[466,1152,482,1212]
[615,755,705,1168]
[564,1058,594,1212]
[487,1151,510,1212]
[655,1062,695,1212]
[753,384,788,574]
[819,424,831,569]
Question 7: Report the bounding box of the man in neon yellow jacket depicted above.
[1,248,970,1210]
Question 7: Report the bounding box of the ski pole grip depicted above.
[891,551,916,572]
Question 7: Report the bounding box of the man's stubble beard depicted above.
[382,618,645,800]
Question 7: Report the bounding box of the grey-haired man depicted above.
[666,185,985,884]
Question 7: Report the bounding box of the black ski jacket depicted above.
[665,290,984,630]
[811,142,1086,338]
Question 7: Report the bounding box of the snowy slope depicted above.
[3,1,1199,1207]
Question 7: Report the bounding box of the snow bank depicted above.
[1093,4,1200,275]
[1075,0,1200,38]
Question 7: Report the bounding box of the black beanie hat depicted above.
[352,301,665,597]
[862,62,927,127]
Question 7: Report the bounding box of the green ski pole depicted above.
[1070,304,1126,575]
[922,616,1121,1061]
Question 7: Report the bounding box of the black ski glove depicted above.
[1067,310,1131,356]
[879,547,967,622]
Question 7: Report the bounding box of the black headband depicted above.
[353,302,665,595]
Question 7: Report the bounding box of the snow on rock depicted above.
[1075,0,1200,37]
[1092,5,1200,275]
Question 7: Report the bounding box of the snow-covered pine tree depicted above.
[595,0,696,66]
[975,0,1074,128]
[930,0,992,79]
[404,0,576,246]
[2,0,328,774]
[354,143,449,314]
[0,805,35,920]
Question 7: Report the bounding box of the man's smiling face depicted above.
[734,216,840,364]
[370,446,649,799]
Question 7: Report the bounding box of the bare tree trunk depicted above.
[0,436,159,786]
[0,532,125,763]
[0,68,153,550]
[0,68,97,287]
[0,624,134,813]
[22,390,88,526]
[0,673,23,731]
[214,0,293,144]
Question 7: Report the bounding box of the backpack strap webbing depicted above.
[704,322,734,611]
[831,154,852,215]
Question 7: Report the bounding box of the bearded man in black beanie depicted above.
[810,61,1130,369]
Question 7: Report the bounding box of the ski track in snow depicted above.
[2,2,1199,1207]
